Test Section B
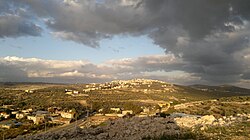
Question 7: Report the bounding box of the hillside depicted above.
[84,79,250,104]
[191,84,250,94]
[1,79,250,139]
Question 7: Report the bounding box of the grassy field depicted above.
[171,96,250,117]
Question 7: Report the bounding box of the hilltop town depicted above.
[80,79,176,93]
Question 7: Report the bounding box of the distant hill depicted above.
[89,79,250,102]
[190,84,250,96]
[1,79,249,102]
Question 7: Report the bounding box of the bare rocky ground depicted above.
[174,113,250,128]
[12,113,250,140]
[14,116,196,140]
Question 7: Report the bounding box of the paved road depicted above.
[44,117,86,134]
[29,114,95,138]
[221,101,250,104]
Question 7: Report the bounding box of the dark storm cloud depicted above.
[143,0,250,84]
[176,29,250,84]
[14,0,250,45]
[1,0,250,85]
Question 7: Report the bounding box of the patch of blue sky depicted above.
[0,30,164,64]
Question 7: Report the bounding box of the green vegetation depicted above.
[0,85,87,110]
[92,101,143,114]
[142,129,208,140]
[0,84,88,139]
[196,121,250,139]
[0,122,60,139]
[175,96,250,117]
[143,121,250,140]
[0,80,250,139]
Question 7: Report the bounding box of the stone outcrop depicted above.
[15,117,181,140]
[174,113,250,130]
[14,113,250,140]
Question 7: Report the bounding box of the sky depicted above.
[0,0,250,88]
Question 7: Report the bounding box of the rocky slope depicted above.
[13,113,250,140]
[14,116,192,140]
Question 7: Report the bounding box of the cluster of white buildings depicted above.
[0,105,78,129]
[96,102,172,118]
[96,107,134,117]
[65,89,89,97]
[82,79,175,93]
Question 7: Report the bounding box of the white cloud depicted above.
[0,55,187,84]
[0,55,249,87]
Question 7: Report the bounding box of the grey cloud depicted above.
[183,25,250,84]
[0,0,42,38]
[52,31,110,48]
[0,56,112,83]
[12,0,250,45]
[107,54,184,73]
[150,19,250,84]
[0,62,28,82]
[26,0,150,42]
[0,15,41,37]
[2,0,250,41]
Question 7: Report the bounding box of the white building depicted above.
[60,111,75,119]
[122,110,133,115]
